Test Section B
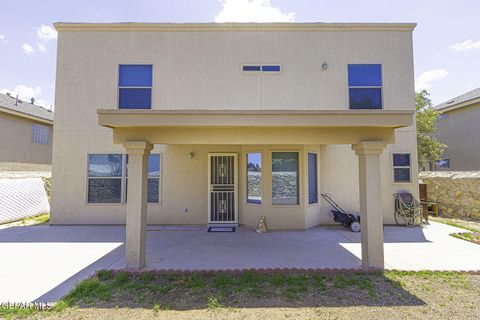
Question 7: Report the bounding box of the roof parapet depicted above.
[54,22,417,32]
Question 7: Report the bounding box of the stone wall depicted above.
[419,171,480,219]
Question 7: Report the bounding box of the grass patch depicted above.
[312,274,327,291]
[1,213,50,227]
[21,269,477,319]
[28,213,50,224]
[65,278,112,304]
[0,305,39,320]
[207,295,224,309]
[183,273,205,291]
[430,217,480,233]
[430,217,480,245]
[451,232,480,244]
[113,271,130,285]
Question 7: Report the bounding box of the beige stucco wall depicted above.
[0,111,53,169]
[436,102,480,171]
[51,25,418,228]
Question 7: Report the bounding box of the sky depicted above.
[0,0,479,109]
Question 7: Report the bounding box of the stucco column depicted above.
[352,141,388,269]
[123,140,153,270]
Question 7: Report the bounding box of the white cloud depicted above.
[37,43,47,52]
[449,39,480,51]
[36,98,53,109]
[415,69,448,91]
[215,0,295,22]
[36,24,57,42]
[0,85,52,109]
[21,43,34,55]
[1,85,41,101]
[0,34,7,44]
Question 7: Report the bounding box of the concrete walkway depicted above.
[0,222,479,303]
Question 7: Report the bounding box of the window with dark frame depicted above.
[348,64,382,109]
[87,154,123,203]
[242,65,281,73]
[118,64,152,109]
[308,153,318,204]
[436,159,450,169]
[87,154,160,203]
[32,123,49,145]
[272,152,299,205]
[393,153,411,183]
[246,152,262,204]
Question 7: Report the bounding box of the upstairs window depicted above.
[348,64,382,109]
[242,65,281,73]
[261,65,281,72]
[118,64,152,109]
[32,124,49,145]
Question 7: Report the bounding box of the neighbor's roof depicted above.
[54,22,417,32]
[0,93,53,124]
[435,87,480,113]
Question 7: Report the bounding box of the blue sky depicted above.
[0,0,479,109]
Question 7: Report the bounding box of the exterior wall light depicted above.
[322,62,328,70]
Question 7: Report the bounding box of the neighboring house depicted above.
[434,88,480,171]
[0,93,53,171]
[52,22,418,270]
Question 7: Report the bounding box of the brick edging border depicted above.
[104,267,480,275]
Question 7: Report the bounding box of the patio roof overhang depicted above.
[97,109,414,145]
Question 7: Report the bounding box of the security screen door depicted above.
[208,153,238,223]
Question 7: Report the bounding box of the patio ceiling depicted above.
[97,109,414,145]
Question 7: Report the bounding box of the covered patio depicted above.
[97,109,414,270]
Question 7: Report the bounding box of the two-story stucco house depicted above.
[51,22,418,270]
[0,92,53,171]
[434,87,480,171]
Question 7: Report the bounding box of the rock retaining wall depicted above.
[419,171,480,219]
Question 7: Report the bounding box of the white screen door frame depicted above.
[208,153,238,224]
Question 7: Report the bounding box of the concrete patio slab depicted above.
[0,221,479,303]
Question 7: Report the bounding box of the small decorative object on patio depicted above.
[256,216,268,233]
[393,192,424,226]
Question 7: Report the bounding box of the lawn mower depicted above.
[321,193,361,232]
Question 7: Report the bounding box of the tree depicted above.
[416,90,446,170]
